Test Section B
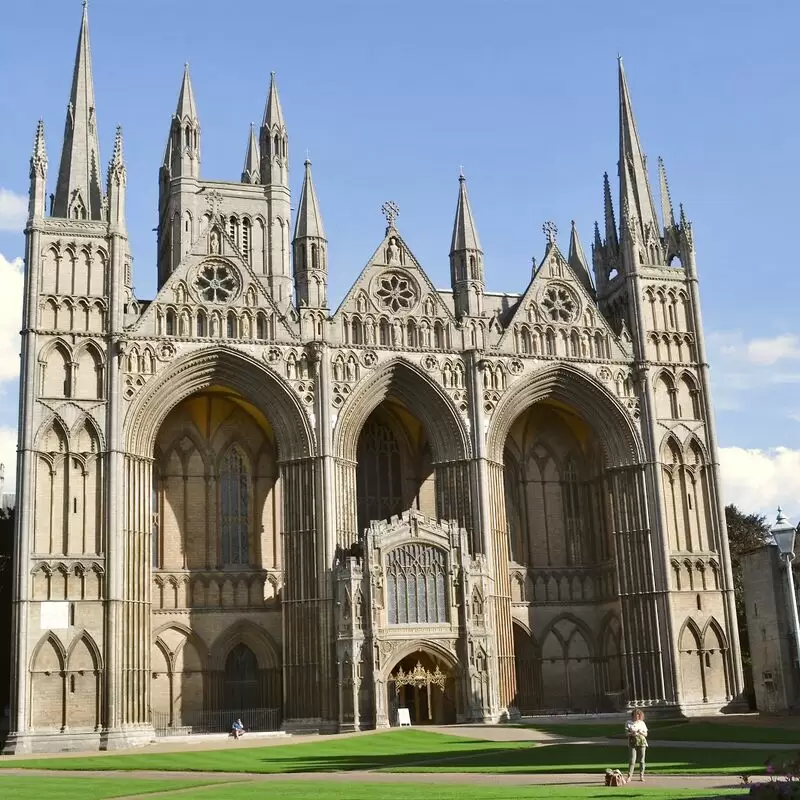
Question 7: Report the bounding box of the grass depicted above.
[0,729,788,776]
[0,776,749,800]
[0,776,219,800]
[523,720,800,745]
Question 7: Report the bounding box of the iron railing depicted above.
[153,707,281,737]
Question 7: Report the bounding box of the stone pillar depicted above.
[608,465,669,705]
[280,456,324,723]
[486,460,516,714]
[6,219,42,749]
[118,454,155,738]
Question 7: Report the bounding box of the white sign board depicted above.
[397,707,412,727]
[40,601,69,630]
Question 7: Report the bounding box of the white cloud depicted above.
[719,446,800,521]
[0,426,16,494]
[0,188,27,232]
[709,331,800,367]
[0,253,23,381]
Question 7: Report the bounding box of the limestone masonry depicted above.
[6,5,742,752]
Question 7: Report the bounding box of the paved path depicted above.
[0,766,750,792]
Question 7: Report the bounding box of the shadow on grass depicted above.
[0,730,787,778]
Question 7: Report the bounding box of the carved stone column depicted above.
[608,465,669,705]
[279,456,325,723]
[120,454,154,731]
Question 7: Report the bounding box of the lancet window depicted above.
[220,447,249,566]
[385,543,448,624]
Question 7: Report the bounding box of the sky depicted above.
[0,0,799,519]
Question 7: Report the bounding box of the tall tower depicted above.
[293,160,327,312]
[449,173,484,318]
[8,2,136,753]
[594,59,744,708]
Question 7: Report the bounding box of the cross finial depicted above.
[543,220,558,245]
[305,148,310,161]
[459,164,464,178]
[381,200,400,229]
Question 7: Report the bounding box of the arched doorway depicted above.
[388,651,456,725]
[224,643,260,708]
[513,623,541,712]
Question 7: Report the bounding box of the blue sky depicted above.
[0,0,798,516]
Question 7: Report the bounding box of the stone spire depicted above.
[166,64,200,179]
[260,72,288,187]
[618,58,660,249]
[568,221,594,294]
[658,156,676,229]
[107,125,127,227]
[293,160,327,308]
[52,1,103,220]
[294,160,325,241]
[241,123,261,184]
[29,120,48,219]
[450,172,484,318]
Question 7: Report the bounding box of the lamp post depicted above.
[771,507,800,666]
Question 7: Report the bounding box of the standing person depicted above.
[625,709,648,781]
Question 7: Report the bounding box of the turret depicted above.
[567,221,594,295]
[52,1,103,220]
[28,121,47,220]
[449,172,484,318]
[293,160,327,308]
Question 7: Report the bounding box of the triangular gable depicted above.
[333,226,456,325]
[496,242,631,359]
[128,211,298,340]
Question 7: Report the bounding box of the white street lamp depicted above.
[772,507,800,666]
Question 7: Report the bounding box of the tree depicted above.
[725,504,770,708]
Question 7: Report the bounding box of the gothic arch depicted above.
[30,630,67,672]
[125,346,313,460]
[153,621,210,667]
[538,612,596,653]
[209,620,280,671]
[334,357,470,463]
[35,414,70,451]
[71,413,105,452]
[381,639,460,680]
[66,630,103,671]
[487,364,643,467]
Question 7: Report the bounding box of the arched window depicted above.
[356,418,402,534]
[520,327,532,354]
[563,457,583,564]
[224,643,259,709]
[197,310,207,337]
[166,309,176,336]
[434,321,445,349]
[256,313,266,340]
[227,311,237,339]
[379,318,390,346]
[406,319,418,348]
[385,544,448,624]
[351,317,364,345]
[220,448,249,566]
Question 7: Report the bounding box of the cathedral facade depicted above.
[6,5,743,752]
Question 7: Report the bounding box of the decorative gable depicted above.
[497,243,631,362]
[333,227,456,351]
[127,210,298,342]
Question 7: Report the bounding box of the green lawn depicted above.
[0,776,749,800]
[0,776,219,800]
[0,729,787,776]
[524,720,800,745]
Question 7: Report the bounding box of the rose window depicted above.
[542,285,577,323]
[376,272,417,312]
[194,263,238,303]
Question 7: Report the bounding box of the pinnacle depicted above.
[241,122,261,184]
[293,159,325,241]
[32,119,47,160]
[618,58,660,239]
[450,171,482,255]
[52,0,103,219]
[658,156,675,228]
[175,63,198,121]
[568,220,594,293]
[263,72,285,130]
